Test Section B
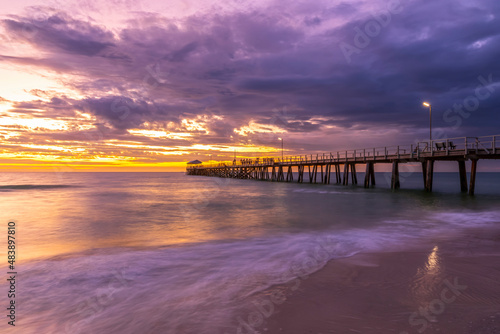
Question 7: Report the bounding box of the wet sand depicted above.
[264,229,500,334]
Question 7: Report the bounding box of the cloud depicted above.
[1,0,500,162]
[2,11,115,56]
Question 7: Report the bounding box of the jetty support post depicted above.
[364,162,375,188]
[458,160,468,193]
[425,160,434,192]
[343,163,349,185]
[351,164,358,185]
[298,165,304,183]
[335,164,341,184]
[421,161,427,187]
[391,161,400,190]
[322,164,327,184]
[370,162,375,186]
[278,165,284,181]
[286,166,293,182]
[469,159,478,196]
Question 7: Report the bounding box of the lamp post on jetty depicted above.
[423,102,432,142]
[278,137,283,160]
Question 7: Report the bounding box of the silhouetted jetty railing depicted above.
[186,135,500,195]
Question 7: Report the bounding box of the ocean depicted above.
[0,172,499,333]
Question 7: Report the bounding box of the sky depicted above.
[0,0,499,171]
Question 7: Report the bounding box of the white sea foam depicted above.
[5,208,497,333]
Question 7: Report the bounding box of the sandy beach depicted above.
[264,229,500,334]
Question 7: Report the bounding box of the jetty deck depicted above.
[186,135,500,195]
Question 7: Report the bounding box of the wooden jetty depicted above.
[186,135,500,195]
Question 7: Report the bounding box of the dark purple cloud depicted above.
[3,12,114,56]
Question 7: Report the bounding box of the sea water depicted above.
[0,172,499,333]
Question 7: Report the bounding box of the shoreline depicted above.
[261,228,500,334]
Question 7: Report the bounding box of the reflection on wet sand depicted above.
[411,245,444,307]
